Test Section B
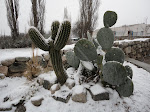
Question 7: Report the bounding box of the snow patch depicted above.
[81,61,94,71]
[90,83,107,95]
[38,71,57,84]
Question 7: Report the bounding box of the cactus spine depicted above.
[28,21,71,85]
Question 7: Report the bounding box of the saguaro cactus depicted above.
[28,21,71,85]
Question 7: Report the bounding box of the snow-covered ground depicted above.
[0,44,75,62]
[0,40,150,112]
[0,62,150,112]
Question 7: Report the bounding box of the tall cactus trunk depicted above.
[49,48,67,85]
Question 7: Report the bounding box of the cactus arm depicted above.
[54,21,71,50]
[28,27,50,51]
[51,21,60,41]
[49,47,67,85]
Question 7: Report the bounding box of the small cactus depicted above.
[28,21,71,85]
[66,51,80,69]
[105,47,125,64]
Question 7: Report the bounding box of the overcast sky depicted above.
[0,0,150,36]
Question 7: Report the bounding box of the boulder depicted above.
[8,62,27,73]
[72,85,87,103]
[42,80,52,90]
[50,84,60,94]
[15,57,30,62]
[42,54,50,61]
[1,59,15,66]
[31,97,44,107]
[52,86,71,103]
[15,104,26,112]
[10,73,23,77]
[89,84,109,101]
[0,66,8,76]
[124,46,131,54]
[65,78,75,89]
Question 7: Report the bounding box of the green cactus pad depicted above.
[54,21,71,50]
[28,27,50,51]
[102,61,127,85]
[96,27,114,51]
[116,77,134,97]
[125,65,133,79]
[66,51,80,69]
[105,47,125,64]
[104,11,117,28]
[51,21,60,40]
[74,39,97,61]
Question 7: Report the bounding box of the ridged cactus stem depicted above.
[49,48,67,85]
[28,27,50,51]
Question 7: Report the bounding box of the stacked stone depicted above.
[114,38,150,60]
[0,54,53,78]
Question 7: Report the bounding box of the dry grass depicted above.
[24,44,42,80]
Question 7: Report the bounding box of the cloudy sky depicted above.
[0,0,150,36]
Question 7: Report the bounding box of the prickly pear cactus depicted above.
[116,77,134,97]
[105,47,125,64]
[96,27,114,51]
[28,20,71,85]
[66,51,80,69]
[74,39,97,61]
[104,11,117,28]
[125,65,133,79]
[102,61,127,86]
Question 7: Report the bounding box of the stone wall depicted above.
[0,54,53,78]
[115,36,150,40]
[114,38,150,60]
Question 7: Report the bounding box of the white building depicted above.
[112,23,150,37]
[93,23,150,37]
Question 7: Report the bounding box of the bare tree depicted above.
[73,0,100,38]
[5,0,19,40]
[30,0,46,34]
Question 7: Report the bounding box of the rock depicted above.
[42,80,52,90]
[65,78,75,89]
[72,85,87,103]
[52,86,71,103]
[50,84,60,94]
[124,46,131,54]
[31,97,44,107]
[1,59,15,66]
[8,62,27,73]
[10,73,23,77]
[62,55,67,65]
[0,66,8,76]
[0,73,5,79]
[15,57,30,62]
[39,60,47,68]
[15,104,26,112]
[42,54,50,61]
[0,107,12,111]
[89,84,109,101]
